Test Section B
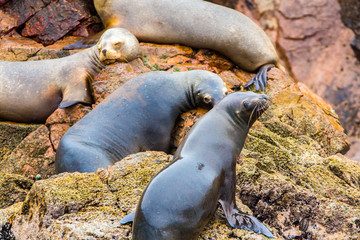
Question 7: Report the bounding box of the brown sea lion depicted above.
[0,28,140,123]
[64,0,284,90]
[120,92,274,239]
[55,70,228,173]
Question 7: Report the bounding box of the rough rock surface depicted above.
[338,0,360,61]
[0,0,101,45]
[0,174,33,209]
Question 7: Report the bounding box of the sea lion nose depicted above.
[102,49,107,56]
[260,94,268,100]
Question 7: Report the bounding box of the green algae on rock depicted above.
[0,174,33,209]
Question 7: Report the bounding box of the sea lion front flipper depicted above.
[244,64,274,91]
[120,211,136,225]
[59,76,94,109]
[63,30,107,50]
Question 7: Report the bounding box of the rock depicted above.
[0,203,22,226]
[11,171,118,240]
[92,57,149,104]
[7,147,360,239]
[276,0,360,142]
[0,125,56,179]
[0,174,33,209]
[0,122,40,161]
[21,0,92,46]
[104,151,173,213]
[338,0,360,61]
[0,0,101,46]
[9,152,169,240]
[0,36,81,61]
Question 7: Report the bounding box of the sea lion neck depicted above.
[217,108,250,156]
[82,46,106,78]
[173,73,198,112]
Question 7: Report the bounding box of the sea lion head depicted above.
[191,70,228,109]
[221,92,269,127]
[97,28,141,64]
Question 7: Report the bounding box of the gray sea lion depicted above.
[120,92,274,239]
[64,0,284,91]
[0,28,140,123]
[55,70,228,173]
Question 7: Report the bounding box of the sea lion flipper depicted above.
[120,211,136,225]
[59,100,92,109]
[219,198,274,238]
[244,64,274,91]
[231,212,274,238]
[63,30,106,50]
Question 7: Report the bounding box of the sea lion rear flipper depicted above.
[63,30,107,50]
[59,100,92,109]
[244,64,274,91]
[120,211,136,225]
[229,211,274,238]
[219,199,274,238]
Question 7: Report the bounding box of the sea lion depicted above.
[64,0,284,91]
[0,28,140,123]
[120,92,274,239]
[55,70,228,173]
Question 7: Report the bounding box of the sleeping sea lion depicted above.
[0,28,140,123]
[121,92,274,239]
[64,0,284,90]
[55,70,228,173]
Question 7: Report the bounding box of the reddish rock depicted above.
[338,0,360,61]
[0,0,101,46]
[46,104,92,150]
[0,0,49,36]
[1,125,56,180]
[0,122,40,161]
[21,0,90,45]
[92,57,149,104]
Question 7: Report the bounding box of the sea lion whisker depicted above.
[248,104,258,127]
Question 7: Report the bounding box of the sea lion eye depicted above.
[203,95,212,104]
[114,42,123,47]
[243,101,251,109]
[224,91,228,96]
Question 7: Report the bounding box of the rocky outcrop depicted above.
[0,0,359,239]
[0,33,357,239]
[208,0,360,160]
